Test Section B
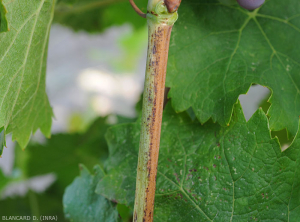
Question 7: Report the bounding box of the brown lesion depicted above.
[134,212,138,222]
[164,0,182,13]
[141,25,173,222]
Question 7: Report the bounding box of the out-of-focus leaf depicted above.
[117,204,132,222]
[0,127,5,156]
[0,0,55,148]
[96,103,300,221]
[218,0,236,5]
[63,164,121,222]
[54,0,147,33]
[0,189,67,221]
[0,0,9,32]
[68,113,86,133]
[16,117,110,191]
[0,168,9,192]
[113,26,147,72]
[167,0,300,137]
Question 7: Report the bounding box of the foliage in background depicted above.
[0,0,9,32]
[0,168,9,191]
[0,190,67,221]
[20,117,109,184]
[113,26,148,72]
[0,116,114,220]
[54,0,147,33]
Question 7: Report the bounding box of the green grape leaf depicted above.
[18,117,110,190]
[166,0,300,137]
[259,92,294,146]
[0,0,9,32]
[54,0,147,33]
[0,0,55,148]
[96,103,300,221]
[63,164,121,222]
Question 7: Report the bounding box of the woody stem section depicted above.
[133,1,179,222]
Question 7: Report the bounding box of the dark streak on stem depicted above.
[133,22,173,222]
[145,24,172,222]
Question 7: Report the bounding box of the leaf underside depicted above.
[166,0,300,137]
[96,103,300,221]
[0,0,55,148]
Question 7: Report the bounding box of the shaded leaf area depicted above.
[63,164,121,222]
[0,187,67,221]
[0,127,5,156]
[96,103,300,221]
[17,117,111,191]
[166,0,300,137]
[0,168,9,191]
[259,92,294,147]
[117,203,133,222]
[0,0,8,32]
[54,0,147,33]
[0,0,55,148]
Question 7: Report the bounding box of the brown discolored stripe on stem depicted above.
[132,1,179,221]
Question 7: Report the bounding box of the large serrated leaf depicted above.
[166,0,300,137]
[63,164,121,222]
[96,103,300,221]
[0,0,55,148]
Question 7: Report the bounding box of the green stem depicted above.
[133,1,178,222]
